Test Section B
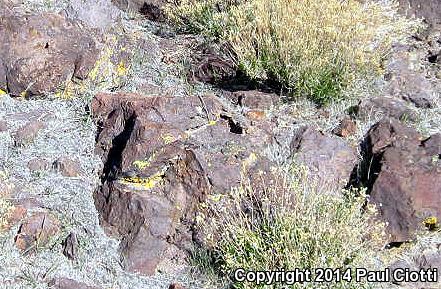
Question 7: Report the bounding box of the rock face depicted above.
[359,118,441,243]
[92,92,277,275]
[290,127,357,191]
[0,12,98,96]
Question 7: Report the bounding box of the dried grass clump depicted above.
[167,0,418,104]
[195,164,386,288]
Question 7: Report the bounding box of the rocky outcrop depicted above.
[92,91,277,275]
[359,118,441,243]
[0,12,98,96]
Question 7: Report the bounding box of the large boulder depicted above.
[360,118,441,243]
[92,92,276,275]
[0,12,98,96]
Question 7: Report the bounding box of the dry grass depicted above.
[195,164,386,288]
[167,0,418,104]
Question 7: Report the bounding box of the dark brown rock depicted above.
[332,117,357,138]
[187,43,237,84]
[0,12,98,96]
[14,120,45,146]
[360,118,441,243]
[226,90,279,110]
[290,127,357,191]
[49,278,100,289]
[52,157,83,177]
[62,232,78,260]
[92,92,276,275]
[15,212,60,252]
[355,96,415,121]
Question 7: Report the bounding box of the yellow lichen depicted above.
[161,134,176,145]
[133,160,151,170]
[122,172,164,190]
[208,120,217,126]
[19,91,27,98]
[0,89,6,96]
[116,61,128,76]
[424,216,438,230]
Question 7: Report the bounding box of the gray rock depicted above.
[66,0,121,30]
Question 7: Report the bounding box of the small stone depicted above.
[332,117,356,138]
[169,283,186,289]
[14,120,45,146]
[15,212,60,252]
[0,120,7,132]
[62,232,78,260]
[27,158,50,172]
[52,157,83,177]
[49,278,100,289]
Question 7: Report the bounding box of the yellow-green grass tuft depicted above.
[167,0,419,104]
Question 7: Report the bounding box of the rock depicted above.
[422,133,441,157]
[15,212,60,252]
[27,158,50,172]
[0,120,7,132]
[92,92,276,275]
[111,0,167,21]
[0,12,98,96]
[49,278,100,289]
[14,120,45,146]
[290,127,357,191]
[385,47,435,108]
[359,118,441,243]
[187,43,237,84]
[52,157,83,177]
[62,232,78,260]
[355,96,416,121]
[225,90,279,110]
[398,0,441,25]
[389,247,441,285]
[169,283,186,289]
[66,0,121,30]
[332,117,357,138]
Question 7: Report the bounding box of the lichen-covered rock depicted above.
[359,118,441,243]
[92,92,277,275]
[0,12,98,96]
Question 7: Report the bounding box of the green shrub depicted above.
[167,0,417,104]
[195,165,385,288]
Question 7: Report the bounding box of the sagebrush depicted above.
[195,164,386,288]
